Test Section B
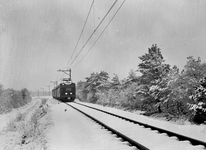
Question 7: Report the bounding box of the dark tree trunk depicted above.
[158,105,162,113]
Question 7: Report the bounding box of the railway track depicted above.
[66,102,206,150]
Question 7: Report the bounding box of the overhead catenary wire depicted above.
[58,0,94,83]
[71,0,126,69]
[68,0,118,68]
[93,1,96,30]
[67,0,95,66]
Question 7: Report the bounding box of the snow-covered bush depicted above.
[0,85,32,114]
[189,77,206,124]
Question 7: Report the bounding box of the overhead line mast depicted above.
[68,0,118,68]
[57,69,72,81]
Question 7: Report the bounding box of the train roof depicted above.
[52,82,75,91]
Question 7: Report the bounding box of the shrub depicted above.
[41,98,48,105]
[16,112,24,122]
[189,77,206,124]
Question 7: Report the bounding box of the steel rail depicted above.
[66,103,150,150]
[74,102,206,148]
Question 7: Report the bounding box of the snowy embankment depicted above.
[77,101,206,142]
[0,96,50,150]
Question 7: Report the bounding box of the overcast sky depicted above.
[0,0,206,92]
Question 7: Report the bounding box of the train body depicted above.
[52,82,76,102]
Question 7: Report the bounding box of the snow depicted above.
[0,114,7,130]
[77,101,206,142]
[46,99,137,150]
[0,98,42,149]
[74,101,206,150]
[0,97,205,150]
[0,99,38,131]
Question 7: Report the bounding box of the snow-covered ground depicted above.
[0,97,205,149]
[46,98,137,150]
[77,101,206,142]
[0,98,37,131]
[0,98,41,149]
[71,102,206,150]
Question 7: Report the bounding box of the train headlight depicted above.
[70,92,72,95]
[65,92,68,95]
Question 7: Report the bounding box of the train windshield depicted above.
[65,87,72,91]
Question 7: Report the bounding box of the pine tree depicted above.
[189,77,206,124]
[137,44,170,113]
[84,71,110,103]
[138,44,170,85]
[76,81,88,101]
[110,74,121,90]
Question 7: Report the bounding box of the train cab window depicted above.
[66,88,71,91]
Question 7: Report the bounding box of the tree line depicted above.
[76,44,206,124]
[0,84,32,114]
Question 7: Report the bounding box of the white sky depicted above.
[0,0,206,91]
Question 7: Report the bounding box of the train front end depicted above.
[60,83,76,102]
[52,82,76,102]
